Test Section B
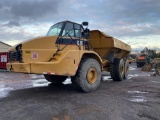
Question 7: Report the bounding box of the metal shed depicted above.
[0,41,12,69]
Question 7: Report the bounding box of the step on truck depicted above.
[7,20,131,92]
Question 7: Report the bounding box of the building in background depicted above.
[0,41,12,69]
[0,41,12,52]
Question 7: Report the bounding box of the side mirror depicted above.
[82,22,89,26]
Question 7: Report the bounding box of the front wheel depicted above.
[71,58,101,92]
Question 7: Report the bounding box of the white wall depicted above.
[0,43,11,52]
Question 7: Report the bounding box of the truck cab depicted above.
[7,21,92,74]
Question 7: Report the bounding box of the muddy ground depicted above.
[0,63,160,120]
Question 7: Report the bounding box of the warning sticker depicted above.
[31,52,38,59]
[1,55,7,62]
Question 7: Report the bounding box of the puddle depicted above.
[129,96,147,102]
[30,74,39,78]
[102,76,112,81]
[128,74,150,79]
[128,91,148,94]
[63,78,71,84]
[0,84,13,98]
[129,66,137,70]
[151,81,160,84]
[32,77,72,86]
[0,75,71,98]
[128,90,148,103]
[32,79,49,87]
[29,74,44,80]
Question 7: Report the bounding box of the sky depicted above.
[0,0,160,52]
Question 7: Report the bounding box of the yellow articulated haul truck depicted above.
[7,21,131,92]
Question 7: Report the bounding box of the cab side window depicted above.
[62,22,74,37]
[74,24,81,38]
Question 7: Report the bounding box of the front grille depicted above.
[9,51,22,62]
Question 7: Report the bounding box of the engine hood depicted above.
[9,36,58,52]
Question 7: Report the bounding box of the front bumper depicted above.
[7,62,77,76]
[7,63,31,73]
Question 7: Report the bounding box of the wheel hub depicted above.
[120,63,124,76]
[87,68,98,84]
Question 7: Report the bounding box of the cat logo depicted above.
[31,52,38,59]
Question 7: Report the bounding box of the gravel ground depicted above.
[0,63,160,120]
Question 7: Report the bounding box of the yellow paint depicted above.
[89,30,131,58]
[7,29,131,76]
[7,63,30,73]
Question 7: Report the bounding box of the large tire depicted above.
[136,62,145,67]
[140,62,145,67]
[137,63,140,67]
[124,59,129,79]
[137,62,144,67]
[71,58,101,92]
[110,58,125,81]
[44,75,67,85]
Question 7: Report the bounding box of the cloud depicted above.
[10,0,60,19]
[0,0,63,23]
[101,0,160,24]
[120,35,160,52]
[104,23,160,37]
[0,25,32,41]
[3,21,20,27]
[0,22,51,46]
[1,0,160,26]
[0,2,2,8]
[0,0,159,49]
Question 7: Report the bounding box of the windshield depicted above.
[47,22,64,36]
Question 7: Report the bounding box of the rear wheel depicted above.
[110,58,125,81]
[44,75,67,85]
[71,58,101,92]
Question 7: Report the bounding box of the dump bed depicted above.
[89,30,131,59]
